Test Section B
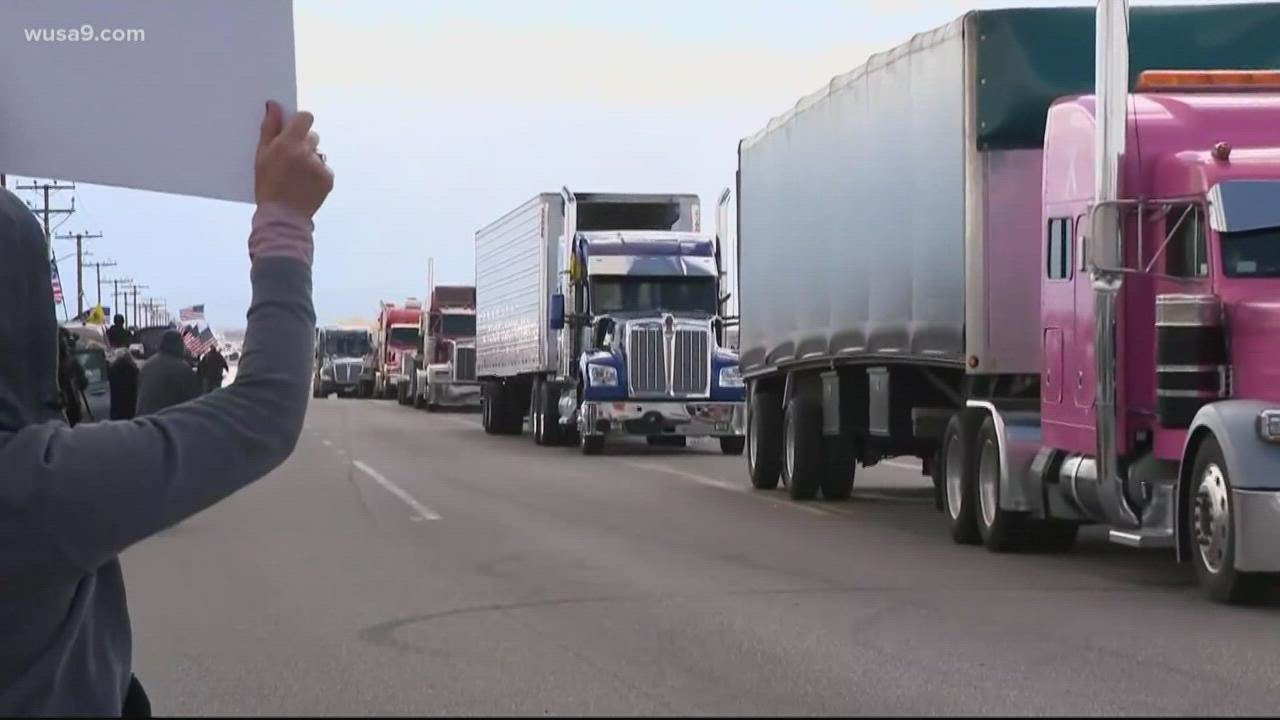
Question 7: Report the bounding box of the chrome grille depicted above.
[627,322,710,397]
[454,347,477,381]
[628,326,666,394]
[673,329,708,394]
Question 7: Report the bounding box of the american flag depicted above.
[50,257,64,304]
[179,304,205,322]
[182,325,217,357]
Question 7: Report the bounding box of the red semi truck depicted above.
[737,2,1280,603]
[402,285,480,410]
[374,300,423,400]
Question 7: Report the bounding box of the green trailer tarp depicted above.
[976,3,1280,149]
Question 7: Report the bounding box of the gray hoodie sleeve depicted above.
[10,206,316,574]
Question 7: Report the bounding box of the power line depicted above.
[55,231,103,319]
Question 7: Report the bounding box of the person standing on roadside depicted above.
[107,348,140,420]
[0,100,333,715]
[105,314,131,349]
[135,330,201,415]
[197,345,230,394]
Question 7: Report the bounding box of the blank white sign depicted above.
[0,0,295,203]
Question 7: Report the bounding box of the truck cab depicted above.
[375,300,423,400]
[410,285,480,410]
[540,190,746,455]
[558,229,746,453]
[314,325,374,398]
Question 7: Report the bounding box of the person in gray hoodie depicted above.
[0,101,333,715]
[135,330,201,415]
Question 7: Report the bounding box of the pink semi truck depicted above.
[736,3,1280,602]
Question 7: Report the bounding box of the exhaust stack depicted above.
[1091,0,1140,529]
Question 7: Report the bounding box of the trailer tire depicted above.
[531,379,561,445]
[413,384,426,410]
[747,390,782,490]
[941,411,982,545]
[397,380,410,406]
[502,381,526,435]
[975,415,1026,552]
[720,436,745,456]
[1188,436,1266,604]
[820,438,855,500]
[581,434,604,455]
[312,379,324,399]
[782,395,821,501]
[481,382,501,435]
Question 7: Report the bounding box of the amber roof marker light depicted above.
[1136,70,1280,92]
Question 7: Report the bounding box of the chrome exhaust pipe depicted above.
[1092,267,1140,529]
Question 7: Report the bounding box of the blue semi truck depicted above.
[475,189,746,455]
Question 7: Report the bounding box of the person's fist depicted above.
[255,101,334,218]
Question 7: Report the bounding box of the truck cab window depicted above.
[1046,218,1071,280]
[1164,204,1207,278]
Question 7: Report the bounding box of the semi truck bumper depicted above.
[1234,489,1280,572]
[428,380,482,408]
[579,400,745,438]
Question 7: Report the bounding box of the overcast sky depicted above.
[10,0,1243,329]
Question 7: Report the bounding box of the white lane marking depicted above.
[352,460,441,521]
[621,461,833,517]
[322,439,333,447]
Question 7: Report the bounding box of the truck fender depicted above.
[1176,399,1280,564]
[965,401,1041,513]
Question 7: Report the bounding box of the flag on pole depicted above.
[50,257,64,304]
[179,304,205,323]
[182,325,218,357]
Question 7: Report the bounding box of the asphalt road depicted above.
[124,397,1280,715]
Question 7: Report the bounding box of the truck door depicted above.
[1042,217,1073,408]
[1072,213,1095,412]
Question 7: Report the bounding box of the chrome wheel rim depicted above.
[945,431,964,520]
[748,409,759,470]
[1193,463,1231,574]
[978,437,999,528]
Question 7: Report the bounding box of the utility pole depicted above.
[84,259,117,311]
[15,181,74,247]
[56,231,103,319]
[128,284,148,327]
[104,277,133,323]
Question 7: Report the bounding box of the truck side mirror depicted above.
[549,293,566,330]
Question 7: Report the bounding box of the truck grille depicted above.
[627,322,710,397]
[629,326,666,394]
[454,347,477,381]
[672,329,708,394]
[334,362,360,384]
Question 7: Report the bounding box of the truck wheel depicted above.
[312,379,323,399]
[413,385,426,410]
[540,382,563,445]
[820,438,855,500]
[941,411,982,545]
[747,390,782,490]
[396,381,409,405]
[975,415,1026,552]
[482,382,501,435]
[720,436,745,456]
[581,434,604,455]
[502,382,526,435]
[1189,436,1265,604]
[781,395,821,501]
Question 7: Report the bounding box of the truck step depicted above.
[1108,528,1175,549]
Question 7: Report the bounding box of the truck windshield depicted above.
[590,276,718,315]
[325,332,371,356]
[388,326,420,348]
[1221,227,1280,278]
[440,314,476,337]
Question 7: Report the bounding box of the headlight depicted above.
[588,363,619,386]
[1257,409,1280,442]
[718,365,744,388]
